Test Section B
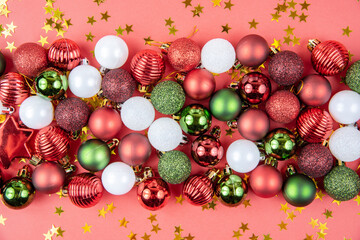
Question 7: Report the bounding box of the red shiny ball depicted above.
[265,90,300,124]
[249,164,283,198]
[137,177,170,211]
[298,144,333,178]
[0,72,30,105]
[48,38,81,71]
[236,34,270,67]
[167,38,201,72]
[183,69,215,100]
[239,72,271,105]
[88,107,122,140]
[191,135,224,167]
[118,133,152,166]
[102,69,136,103]
[296,74,332,106]
[32,162,66,194]
[183,175,214,206]
[13,43,48,77]
[237,108,269,141]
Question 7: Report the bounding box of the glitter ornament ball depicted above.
[236,34,270,67]
[118,133,152,166]
[346,60,360,93]
[237,108,269,141]
[265,90,300,124]
[102,68,136,103]
[249,164,283,198]
[191,134,223,167]
[0,72,30,105]
[167,38,201,72]
[239,72,271,105]
[148,118,183,152]
[78,139,111,172]
[88,107,122,140]
[268,50,304,86]
[179,104,212,136]
[329,126,360,163]
[13,43,48,77]
[209,88,242,121]
[121,97,155,131]
[150,80,185,115]
[264,128,296,160]
[158,150,191,184]
[183,174,215,206]
[296,74,332,106]
[0,51,5,76]
[137,177,170,211]
[329,90,360,125]
[35,68,68,100]
[32,162,66,194]
[183,69,216,100]
[48,38,81,71]
[216,169,247,206]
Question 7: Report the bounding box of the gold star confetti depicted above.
[182,0,192,8]
[211,0,222,7]
[315,190,325,201]
[148,213,157,223]
[0,24,3,34]
[295,207,305,214]
[232,229,242,239]
[55,206,64,216]
[349,51,354,62]
[38,35,48,47]
[224,0,234,10]
[87,16,96,25]
[174,234,182,240]
[332,200,341,206]
[221,23,231,33]
[202,204,209,210]
[287,211,296,221]
[82,223,92,233]
[284,25,295,35]
[144,36,153,45]
[318,222,328,231]
[52,8,63,21]
[289,10,298,19]
[56,29,65,37]
[1,29,11,38]
[242,199,251,208]
[309,218,319,228]
[93,0,105,6]
[56,189,65,198]
[44,5,53,14]
[248,19,258,29]
[106,202,116,213]
[280,203,290,213]
[271,12,281,22]
[165,17,174,26]
[249,234,258,240]
[56,227,65,237]
[43,231,52,240]
[194,4,204,13]
[5,41,16,52]
[208,200,217,210]
[300,0,310,10]
[6,21,16,33]
[176,195,184,204]
[141,233,151,240]
[184,233,195,240]
[263,234,272,240]
[323,209,333,219]
[100,11,110,21]
[243,174,249,183]
[278,221,287,231]
[45,17,55,26]
[225,128,235,137]
[239,223,249,232]
[342,26,352,37]
[304,234,313,240]
[127,231,137,240]
[125,24,133,34]
[169,26,178,35]
[0,215,6,225]
[271,38,281,49]
[54,22,63,31]
[288,0,297,9]
[279,2,288,12]
[0,6,10,17]
[299,12,308,22]
[175,225,184,234]
[191,9,200,17]
[317,231,327,239]
[283,36,292,45]
[85,32,95,42]
[354,195,360,205]
[63,18,72,28]
[50,225,59,235]
[46,0,55,7]
[151,224,161,234]
[119,217,129,227]
[98,207,107,218]
[293,36,301,46]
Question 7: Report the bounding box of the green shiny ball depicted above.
[0,51,6,76]
[151,80,186,115]
[35,68,68,99]
[264,128,296,160]
[1,177,35,209]
[216,174,247,207]
[209,89,242,121]
[282,173,316,207]
[324,165,360,201]
[158,150,191,184]
[179,104,211,136]
[78,139,111,172]
[346,60,360,94]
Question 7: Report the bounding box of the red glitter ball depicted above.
[167,38,201,72]
[102,69,136,103]
[298,144,333,178]
[265,90,300,124]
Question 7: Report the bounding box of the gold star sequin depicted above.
[283,36,292,45]
[119,217,129,227]
[280,203,290,213]
[212,0,222,7]
[37,35,48,47]
[127,231,137,240]
[56,29,65,37]
[165,17,174,26]
[349,51,354,62]
[243,174,249,183]
[43,231,52,240]
[57,227,65,237]
[54,22,63,31]
[55,206,64,216]
[288,0,297,9]
[107,202,116,213]
[284,25,295,35]
[323,209,333,219]
[194,4,204,13]
[176,195,184,204]
[202,204,209,210]
[232,229,242,239]
[148,213,157,223]
[299,12,308,22]
[0,215,7,225]
[42,23,52,33]
[248,19,258,29]
[85,32,95,42]
[45,17,54,26]
[354,195,360,206]
[82,223,92,233]
[52,8,63,21]
[315,190,325,200]
[242,199,251,208]
[6,21,16,33]
[93,0,105,6]
[249,234,258,240]
[144,36,153,45]
[309,218,319,228]
[0,6,11,17]
[295,207,305,214]
[263,234,272,240]
[318,222,328,231]
[208,201,217,210]
[46,0,55,7]
[271,12,281,22]
[342,26,352,37]
[304,234,313,240]
[141,233,151,240]
[168,26,178,35]
[1,29,11,38]
[98,207,107,218]
[317,231,327,239]
[184,234,195,240]
[300,1,310,10]
[44,5,53,14]
[115,26,125,35]
[224,0,234,10]
[63,18,72,28]
[151,224,161,234]
[287,211,296,221]
[5,41,16,52]
[278,221,287,231]
[292,36,301,46]
[239,223,249,232]
[125,24,133,34]
[332,200,341,206]
[279,2,288,12]
[289,10,298,19]
[50,225,59,235]
[226,128,235,137]
[100,11,110,21]
[271,38,281,49]
[56,189,65,198]
[191,9,200,17]
[87,16,96,25]
[221,23,231,33]
[182,0,192,8]
[175,225,184,234]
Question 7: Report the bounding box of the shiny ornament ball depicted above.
[0,51,5,76]
[55,97,90,132]
[68,64,102,98]
[158,150,191,184]
[137,177,170,211]
[102,68,136,103]
[179,104,211,136]
[35,68,68,100]
[95,35,129,69]
[32,162,66,194]
[264,128,296,160]
[151,80,185,115]
[191,135,223,167]
[345,60,360,93]
[239,72,271,105]
[237,108,269,141]
[209,89,242,121]
[48,38,81,71]
[121,97,155,131]
[226,139,260,173]
[265,90,300,124]
[13,43,48,77]
[216,174,247,206]
[101,162,136,195]
[78,139,111,172]
[183,175,214,206]
[19,95,54,129]
[183,69,215,100]
[282,173,316,207]
[167,38,201,72]
[298,144,333,178]
[329,126,360,162]
[296,74,332,106]
[148,118,183,151]
[236,34,269,67]
[201,38,236,74]
[268,50,304,86]
[249,164,283,198]
[329,90,360,124]
[324,165,360,201]
[88,107,122,140]
[118,133,152,166]
[0,72,30,105]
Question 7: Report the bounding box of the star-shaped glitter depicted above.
[284,25,295,35]
[82,223,92,233]
[299,12,308,22]
[239,223,249,232]
[6,21,16,33]
[194,4,204,13]
[271,38,281,49]
[317,231,327,239]
[119,217,129,227]
[100,11,110,21]
[249,234,258,240]
[182,0,192,8]
[142,233,151,240]
[212,0,222,7]
[289,10,298,19]
[169,26,178,35]
[348,51,354,62]
[184,234,195,240]
[309,218,319,228]
[280,203,290,213]
[57,227,65,237]
[42,23,52,33]
[144,36,153,45]
[0,6,11,17]
[225,128,235,137]
[248,19,258,29]
[1,29,12,38]
[44,5,53,14]
[283,36,292,45]
[323,209,333,219]
[98,207,107,218]
[279,2,288,12]
[300,1,310,10]
[63,18,72,28]
[151,224,161,234]
[125,24,133,34]
[263,234,272,240]
[85,32,95,42]
[148,213,157,223]
[278,221,287,231]
[332,200,341,206]
[56,29,65,37]
[318,222,328,231]
[52,8,63,20]
[288,0,297,9]
[202,204,209,210]
[87,16,96,25]
[45,17,55,26]
[224,0,234,10]
[165,17,174,26]
[287,211,296,221]
[175,225,184,234]
[295,207,305,214]
[315,190,325,200]
[54,22,63,31]
[242,199,251,208]
[5,41,16,52]
[43,231,52,240]
[304,234,313,240]
[0,215,7,225]
[271,12,281,22]
[127,231,137,240]
[107,202,116,213]
[293,36,300,46]
[342,26,352,37]
[55,206,64,216]
[46,0,55,7]
[208,200,217,210]
[50,225,59,236]
[176,195,184,204]
[93,0,105,6]
[221,24,231,33]
[191,9,200,17]
[233,229,242,239]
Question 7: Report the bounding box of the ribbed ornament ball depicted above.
[48,38,81,71]
[0,72,30,105]
[183,175,214,206]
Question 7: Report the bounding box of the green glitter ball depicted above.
[346,60,360,94]
[35,68,68,100]
[151,80,186,115]
[324,165,360,201]
[1,177,35,209]
[264,128,296,160]
[179,104,212,136]
[216,174,247,207]
[158,150,191,184]
[209,88,242,121]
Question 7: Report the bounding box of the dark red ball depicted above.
[239,72,271,105]
[265,90,300,124]
[102,68,136,103]
[237,108,269,141]
[32,162,66,194]
[269,50,304,86]
[183,69,216,100]
[167,38,201,72]
[236,34,270,67]
[13,43,48,77]
[137,177,170,211]
[249,164,283,198]
[298,144,333,178]
[191,135,224,167]
[296,74,332,106]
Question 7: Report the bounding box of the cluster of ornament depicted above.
[0,32,360,211]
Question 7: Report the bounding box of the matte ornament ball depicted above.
[236,34,270,67]
[183,69,216,100]
[346,60,360,94]
[249,164,283,198]
[296,74,332,106]
[68,64,102,98]
[179,104,212,136]
[264,128,296,160]
[239,72,271,105]
[216,174,247,206]
[118,133,152,166]
[158,150,191,184]
[48,38,81,71]
[0,51,6,76]
[237,108,269,141]
[77,139,111,172]
[102,68,136,103]
[282,172,316,207]
[94,35,129,69]
[329,90,360,124]
[35,68,68,100]
[167,38,201,72]
[19,95,54,129]
[88,107,122,140]
[191,135,223,167]
[209,89,242,121]
[265,90,300,124]
[32,162,66,194]
[226,139,260,173]
[137,177,170,211]
[101,162,136,195]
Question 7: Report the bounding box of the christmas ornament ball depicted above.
[282,173,316,207]
[346,60,360,94]
[35,68,68,100]
[102,68,136,103]
[88,107,122,140]
[216,174,247,206]
[264,128,296,160]
[249,164,283,198]
[265,90,300,124]
[137,177,170,211]
[183,69,216,100]
[13,43,48,77]
[32,162,66,194]
[296,74,332,106]
[183,174,214,206]
[191,135,223,167]
[167,37,201,72]
[77,139,111,172]
[158,151,191,184]
[209,88,242,121]
[237,108,269,141]
[48,38,81,71]
[118,133,152,166]
[238,72,271,105]
[236,34,270,67]
[179,104,211,136]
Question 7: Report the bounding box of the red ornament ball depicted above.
[183,174,214,206]
[32,162,66,194]
[118,133,152,166]
[0,72,30,105]
[48,38,81,71]
[102,68,136,103]
[167,38,201,72]
[88,107,122,140]
[13,43,48,77]
[236,34,270,67]
[137,177,170,211]
[183,69,216,100]
[55,97,90,132]
[237,108,269,141]
[239,72,271,105]
[191,135,224,167]
[249,164,283,198]
[265,90,300,124]
[298,144,333,178]
[296,74,332,106]
[268,50,304,86]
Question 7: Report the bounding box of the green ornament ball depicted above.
[0,51,6,76]
[209,88,242,121]
[216,174,247,207]
[1,177,35,209]
[264,128,296,160]
[35,68,68,100]
[151,80,185,115]
[346,60,360,94]
[282,173,316,207]
[179,104,212,136]
[78,139,111,172]
[324,165,360,201]
[158,150,191,184]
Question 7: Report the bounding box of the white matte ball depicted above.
[201,38,236,74]
[329,126,360,162]
[68,64,102,98]
[19,96,54,129]
[101,162,136,195]
[329,90,360,124]
[148,117,182,151]
[121,97,155,131]
[226,139,260,173]
[95,35,129,69]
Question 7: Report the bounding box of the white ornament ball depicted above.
[226,139,260,173]
[148,117,182,151]
[95,35,129,69]
[329,126,360,162]
[329,90,360,124]
[121,97,155,131]
[101,162,136,195]
[68,64,102,98]
[19,96,54,129]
